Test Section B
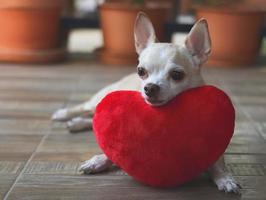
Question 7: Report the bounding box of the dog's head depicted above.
[135,12,211,106]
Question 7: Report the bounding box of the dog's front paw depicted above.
[79,154,112,174]
[67,117,92,133]
[52,108,68,121]
[215,175,241,194]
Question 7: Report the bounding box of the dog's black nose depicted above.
[144,83,160,97]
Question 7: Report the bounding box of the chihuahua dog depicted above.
[52,12,241,193]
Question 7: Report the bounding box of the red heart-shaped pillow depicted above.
[93,86,235,188]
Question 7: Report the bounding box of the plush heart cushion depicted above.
[93,86,235,188]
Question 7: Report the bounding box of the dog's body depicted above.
[52,13,240,193]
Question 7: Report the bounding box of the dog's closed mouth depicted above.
[145,98,166,106]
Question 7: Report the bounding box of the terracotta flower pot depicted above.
[98,3,170,65]
[195,6,265,67]
[0,0,66,63]
[243,0,266,11]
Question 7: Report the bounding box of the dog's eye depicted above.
[170,70,185,81]
[137,67,148,78]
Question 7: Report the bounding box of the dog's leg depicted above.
[66,117,92,133]
[209,155,241,194]
[52,73,140,122]
[79,154,112,174]
[52,102,92,122]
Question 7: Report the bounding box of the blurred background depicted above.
[0,0,265,66]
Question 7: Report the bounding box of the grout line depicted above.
[3,73,80,199]
[231,95,265,141]
[225,152,266,155]
[221,81,265,141]
[3,123,53,200]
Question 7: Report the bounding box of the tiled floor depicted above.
[0,57,266,200]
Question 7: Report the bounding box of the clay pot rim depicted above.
[99,2,170,12]
[95,47,137,58]
[193,5,266,14]
[0,0,65,9]
[0,46,66,63]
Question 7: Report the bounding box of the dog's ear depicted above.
[134,12,157,55]
[185,19,211,66]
